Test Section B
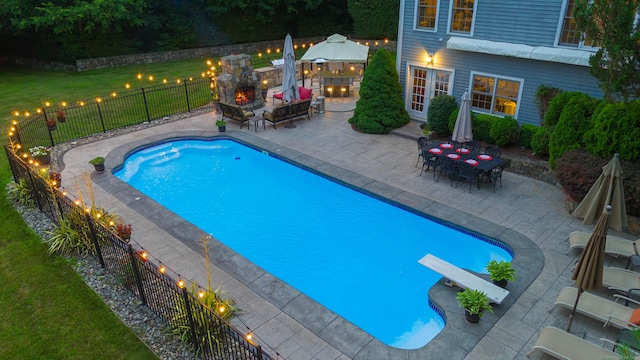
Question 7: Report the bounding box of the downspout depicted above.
[396,0,406,75]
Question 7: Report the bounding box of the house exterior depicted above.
[395,0,602,126]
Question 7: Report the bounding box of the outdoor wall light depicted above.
[426,52,434,65]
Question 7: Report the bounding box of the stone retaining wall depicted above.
[76,37,397,72]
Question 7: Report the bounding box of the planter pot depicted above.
[261,89,268,100]
[35,154,51,165]
[93,163,105,172]
[47,123,57,131]
[218,126,226,132]
[118,234,131,243]
[465,310,481,324]
[493,279,508,288]
[57,116,66,123]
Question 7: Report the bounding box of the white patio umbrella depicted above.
[282,34,299,128]
[451,89,473,143]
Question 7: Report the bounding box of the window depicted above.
[416,0,438,30]
[450,0,475,34]
[558,0,598,48]
[470,74,522,116]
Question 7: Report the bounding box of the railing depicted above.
[13,77,214,152]
[4,144,276,360]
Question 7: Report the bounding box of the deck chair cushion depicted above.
[630,308,640,325]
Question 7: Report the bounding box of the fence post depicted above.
[84,212,106,268]
[141,88,151,122]
[180,287,200,352]
[96,101,106,133]
[26,171,43,211]
[183,80,191,113]
[43,112,55,147]
[127,244,147,306]
[256,345,263,360]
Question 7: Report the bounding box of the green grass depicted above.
[0,57,221,359]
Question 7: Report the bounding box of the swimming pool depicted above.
[115,138,513,349]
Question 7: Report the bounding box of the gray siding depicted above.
[398,0,603,126]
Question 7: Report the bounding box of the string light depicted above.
[148,75,154,81]
[61,102,67,107]
[137,73,143,80]
[178,279,185,288]
[44,101,50,107]
[125,83,131,89]
[218,305,225,314]
[176,79,181,84]
[159,266,165,274]
[111,92,117,97]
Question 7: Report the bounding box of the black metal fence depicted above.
[4,144,275,360]
[13,77,214,152]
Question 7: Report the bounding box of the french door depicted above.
[406,66,453,120]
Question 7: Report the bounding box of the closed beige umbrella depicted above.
[567,205,611,332]
[451,90,473,143]
[573,153,627,232]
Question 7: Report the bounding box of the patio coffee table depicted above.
[247,115,265,132]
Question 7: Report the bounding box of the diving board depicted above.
[418,253,510,304]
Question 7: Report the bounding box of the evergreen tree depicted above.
[349,48,410,133]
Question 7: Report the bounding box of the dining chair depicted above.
[437,156,458,186]
[456,162,479,192]
[466,141,482,155]
[484,162,507,192]
[415,137,429,167]
[485,146,502,158]
[421,150,440,180]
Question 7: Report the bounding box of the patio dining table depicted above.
[424,143,506,189]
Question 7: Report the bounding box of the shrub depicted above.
[584,100,640,162]
[554,150,640,218]
[472,113,496,143]
[6,178,35,207]
[549,94,600,169]
[531,127,550,156]
[448,109,459,133]
[519,124,540,148]
[543,91,583,128]
[534,84,562,123]
[426,94,458,136]
[349,48,410,133]
[489,116,519,147]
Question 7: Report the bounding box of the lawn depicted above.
[0,57,218,359]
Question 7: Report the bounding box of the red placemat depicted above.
[465,159,479,166]
[457,148,471,154]
[429,148,443,154]
[440,143,453,149]
[478,154,493,160]
[447,153,460,160]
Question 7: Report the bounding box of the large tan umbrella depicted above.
[573,153,627,232]
[566,205,611,332]
[282,34,299,128]
[451,90,473,143]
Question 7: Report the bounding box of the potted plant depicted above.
[48,171,62,188]
[420,123,433,139]
[29,146,51,165]
[486,260,517,288]
[56,109,66,122]
[46,117,57,130]
[115,223,132,242]
[456,288,493,324]
[216,119,227,132]
[89,156,105,172]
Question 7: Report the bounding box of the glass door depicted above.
[407,66,452,120]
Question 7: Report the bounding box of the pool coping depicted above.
[90,129,544,359]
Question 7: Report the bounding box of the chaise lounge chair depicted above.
[527,326,632,359]
[551,287,640,329]
[604,267,640,295]
[568,231,639,258]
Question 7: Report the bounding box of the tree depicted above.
[348,48,410,133]
[347,0,399,39]
[574,0,640,100]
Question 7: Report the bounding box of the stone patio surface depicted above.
[58,84,637,360]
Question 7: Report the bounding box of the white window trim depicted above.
[413,0,440,32]
[403,61,456,119]
[467,71,524,118]
[447,0,477,37]
[554,0,599,50]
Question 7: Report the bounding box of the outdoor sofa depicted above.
[217,101,256,128]
[262,99,311,129]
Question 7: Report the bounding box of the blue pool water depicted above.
[115,139,512,349]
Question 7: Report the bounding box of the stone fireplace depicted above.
[216,54,265,111]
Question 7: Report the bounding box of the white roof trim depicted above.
[446,37,593,66]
